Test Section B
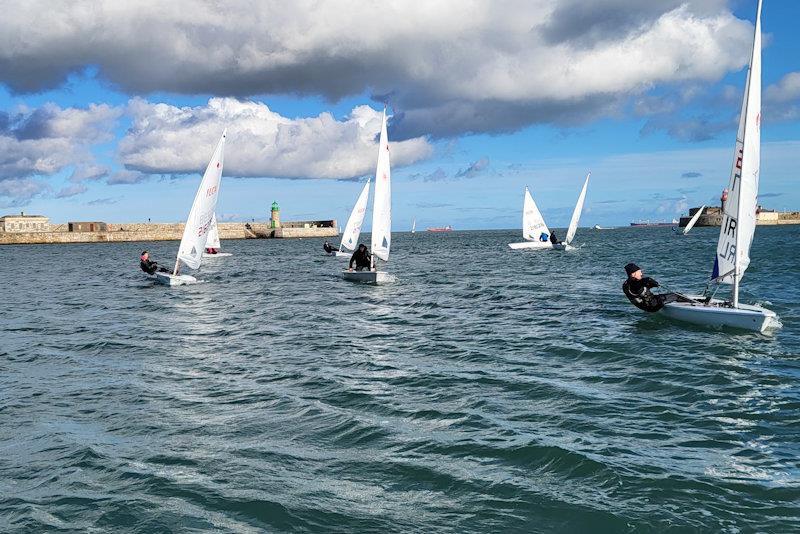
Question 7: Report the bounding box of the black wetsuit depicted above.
[349,248,372,271]
[140,258,170,275]
[622,276,681,312]
[550,232,560,245]
[323,243,334,254]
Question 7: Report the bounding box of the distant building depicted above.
[0,212,49,232]
[68,221,108,232]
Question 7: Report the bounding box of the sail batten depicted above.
[176,130,226,271]
[371,112,391,263]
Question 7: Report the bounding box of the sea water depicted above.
[1,226,798,532]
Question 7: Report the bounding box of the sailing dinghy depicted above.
[680,206,706,235]
[342,110,391,284]
[152,130,226,286]
[202,214,233,257]
[334,178,371,258]
[508,173,590,250]
[660,0,779,333]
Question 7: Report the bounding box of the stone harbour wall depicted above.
[0,221,337,245]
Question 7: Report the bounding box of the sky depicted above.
[0,0,798,230]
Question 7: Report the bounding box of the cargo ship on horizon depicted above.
[426,225,453,232]
[629,219,678,227]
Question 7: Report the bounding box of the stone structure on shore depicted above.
[0,208,337,246]
[678,188,800,228]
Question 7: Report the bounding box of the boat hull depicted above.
[202,252,232,258]
[661,296,779,333]
[153,272,198,286]
[508,241,555,250]
[334,250,351,258]
[341,270,390,284]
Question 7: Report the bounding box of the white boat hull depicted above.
[153,272,198,286]
[661,296,780,333]
[508,241,555,250]
[341,270,390,284]
[334,250,351,258]
[202,252,232,258]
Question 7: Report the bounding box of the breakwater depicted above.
[0,221,337,245]
[679,207,800,227]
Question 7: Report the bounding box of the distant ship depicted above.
[426,225,453,232]
[630,219,678,227]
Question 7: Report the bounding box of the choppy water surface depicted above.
[2,227,799,532]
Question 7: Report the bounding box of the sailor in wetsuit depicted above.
[622,263,688,312]
[549,231,560,245]
[348,244,372,271]
[323,241,335,254]
[139,251,171,275]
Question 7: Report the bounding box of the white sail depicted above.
[713,0,761,297]
[206,213,221,249]
[522,187,549,241]
[340,179,371,252]
[176,130,226,271]
[411,219,416,233]
[564,173,590,245]
[371,111,391,263]
[683,205,706,235]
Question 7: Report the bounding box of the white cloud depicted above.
[118,98,433,180]
[766,72,800,103]
[0,0,754,138]
[0,103,121,203]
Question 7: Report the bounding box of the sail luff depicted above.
[370,111,391,263]
[176,130,226,271]
[683,205,706,235]
[565,173,590,245]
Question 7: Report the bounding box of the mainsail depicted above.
[564,173,590,245]
[522,187,549,241]
[683,205,706,235]
[176,130,226,271]
[713,0,761,296]
[371,111,391,263]
[340,179,371,252]
[206,213,221,249]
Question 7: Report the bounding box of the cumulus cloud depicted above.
[764,72,800,122]
[0,0,754,138]
[0,103,121,203]
[118,98,432,180]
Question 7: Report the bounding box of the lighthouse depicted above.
[270,201,281,228]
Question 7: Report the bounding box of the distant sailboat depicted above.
[411,219,416,234]
[202,214,233,257]
[342,110,391,284]
[335,178,371,258]
[508,173,590,250]
[660,0,779,333]
[681,205,706,235]
[153,130,226,286]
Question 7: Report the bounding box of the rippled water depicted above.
[2,227,799,532]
